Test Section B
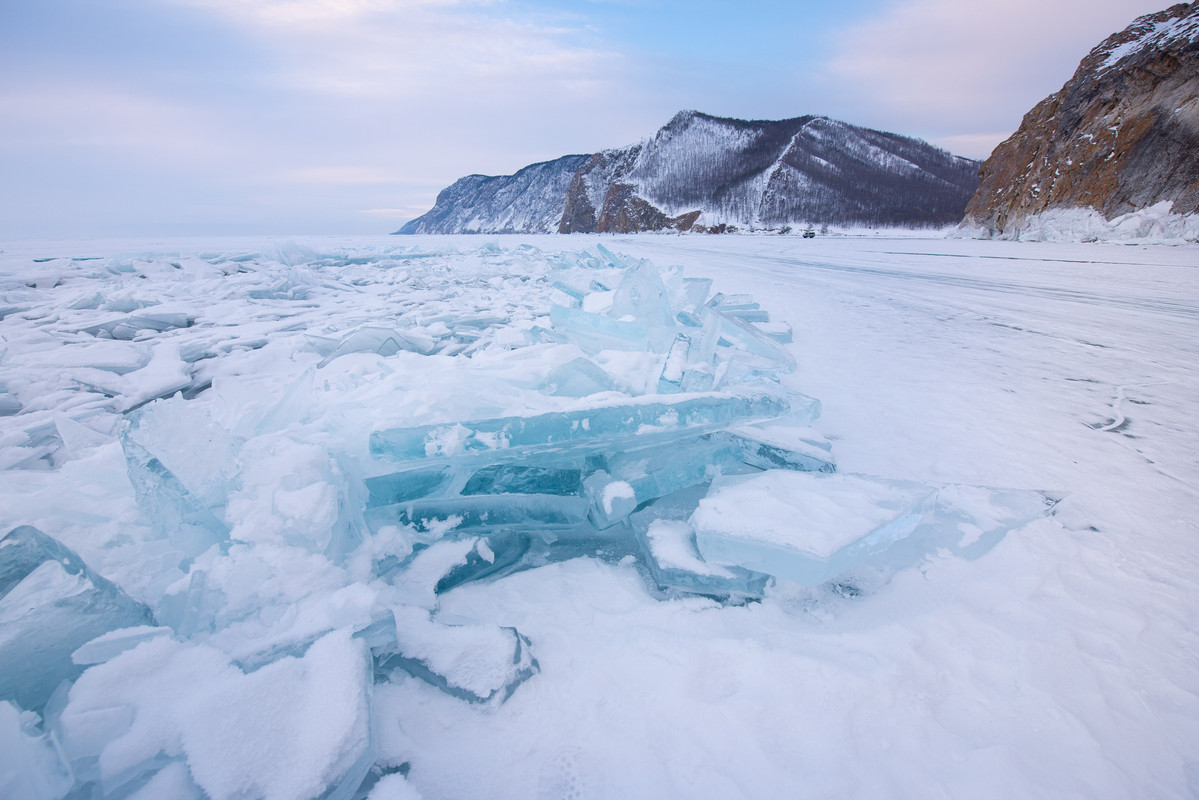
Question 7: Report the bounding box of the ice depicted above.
[692,471,939,585]
[369,392,793,462]
[583,436,744,528]
[377,606,539,704]
[0,526,156,714]
[0,701,73,800]
[0,393,21,416]
[715,424,836,473]
[1,236,1127,798]
[610,260,676,330]
[540,357,614,397]
[120,437,230,559]
[366,493,590,540]
[691,472,1058,586]
[548,305,651,353]
[56,630,373,800]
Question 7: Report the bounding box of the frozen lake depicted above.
[2,234,1197,799]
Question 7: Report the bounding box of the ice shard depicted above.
[610,260,676,330]
[0,701,74,800]
[369,392,794,464]
[540,357,614,397]
[691,472,938,586]
[365,494,590,541]
[583,436,744,529]
[0,526,157,714]
[714,424,836,473]
[120,437,230,558]
[548,305,650,354]
[376,606,539,704]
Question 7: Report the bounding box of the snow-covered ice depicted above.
[1,232,1197,798]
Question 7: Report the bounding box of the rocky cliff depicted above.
[963,2,1199,237]
[397,112,979,234]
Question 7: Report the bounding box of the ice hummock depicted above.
[0,526,156,715]
[0,240,1068,799]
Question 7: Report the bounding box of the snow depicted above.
[2,233,1198,798]
[959,201,1199,243]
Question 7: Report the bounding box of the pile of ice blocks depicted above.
[0,243,1057,799]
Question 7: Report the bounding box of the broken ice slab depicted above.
[707,292,769,322]
[376,606,539,704]
[924,484,1060,561]
[638,519,770,603]
[691,472,938,586]
[0,701,74,800]
[0,526,157,714]
[549,305,650,354]
[435,531,533,594]
[365,494,590,542]
[461,464,583,497]
[627,484,769,603]
[0,393,21,416]
[369,392,795,464]
[550,280,585,306]
[56,631,372,800]
[120,437,230,558]
[365,466,457,507]
[704,308,797,382]
[315,325,438,367]
[756,320,793,344]
[713,424,836,473]
[656,334,690,394]
[583,436,744,529]
[30,341,149,374]
[540,357,615,397]
[610,261,676,329]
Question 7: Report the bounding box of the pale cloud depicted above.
[163,0,622,101]
[825,0,1168,157]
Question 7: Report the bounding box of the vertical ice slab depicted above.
[548,305,650,354]
[691,472,938,586]
[0,526,156,714]
[120,438,230,558]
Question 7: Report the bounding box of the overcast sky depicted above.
[0,0,1170,237]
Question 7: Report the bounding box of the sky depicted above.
[0,0,1173,237]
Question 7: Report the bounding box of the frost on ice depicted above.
[0,241,1057,798]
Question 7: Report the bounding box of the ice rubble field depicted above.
[1,233,1198,799]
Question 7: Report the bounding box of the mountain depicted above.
[963,2,1199,237]
[397,154,590,235]
[396,112,980,234]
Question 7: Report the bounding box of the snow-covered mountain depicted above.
[397,112,980,234]
[396,154,590,235]
[963,2,1199,237]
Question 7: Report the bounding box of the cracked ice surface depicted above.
[1,235,1196,799]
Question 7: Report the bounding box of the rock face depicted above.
[964,2,1199,236]
[396,154,590,235]
[397,112,979,234]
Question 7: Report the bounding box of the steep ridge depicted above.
[398,112,979,234]
[963,2,1199,237]
[396,154,590,235]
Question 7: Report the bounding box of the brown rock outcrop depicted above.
[964,3,1199,235]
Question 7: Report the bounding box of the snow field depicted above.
[0,232,1197,798]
